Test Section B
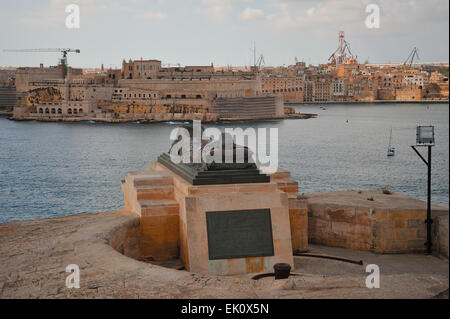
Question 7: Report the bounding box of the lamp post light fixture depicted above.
[411,125,435,255]
[416,125,435,146]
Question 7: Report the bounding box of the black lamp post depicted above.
[411,125,435,255]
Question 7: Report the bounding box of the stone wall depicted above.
[395,86,423,101]
[121,170,179,262]
[212,95,284,119]
[0,86,16,111]
[433,215,449,259]
[15,66,82,93]
[266,168,308,252]
[377,88,396,100]
[118,77,261,99]
[108,215,141,260]
[306,190,449,253]
[308,203,373,250]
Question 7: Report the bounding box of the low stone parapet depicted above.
[306,190,449,254]
[433,215,449,259]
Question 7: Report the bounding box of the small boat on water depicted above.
[387,128,395,157]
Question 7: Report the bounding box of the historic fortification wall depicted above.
[212,95,284,119]
[396,87,424,101]
[0,86,16,111]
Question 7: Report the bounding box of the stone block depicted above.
[393,218,406,228]
[289,207,308,252]
[355,209,372,226]
[373,210,390,222]
[373,221,395,240]
[407,219,425,228]
[407,240,425,251]
[394,228,416,240]
[382,240,408,252]
[326,207,356,223]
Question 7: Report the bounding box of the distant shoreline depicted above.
[286,100,449,105]
[0,110,12,116]
[6,112,317,124]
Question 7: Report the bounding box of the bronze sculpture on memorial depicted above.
[161,123,268,185]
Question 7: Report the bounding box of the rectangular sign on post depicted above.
[206,209,274,260]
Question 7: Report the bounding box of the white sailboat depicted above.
[387,128,395,156]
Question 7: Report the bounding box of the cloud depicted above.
[240,7,265,20]
[19,0,169,27]
[198,0,253,21]
[135,11,168,20]
[262,0,449,37]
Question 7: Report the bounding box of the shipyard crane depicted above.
[328,39,354,64]
[2,48,80,77]
[256,54,265,69]
[403,47,420,70]
[328,31,357,65]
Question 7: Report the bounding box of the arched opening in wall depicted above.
[68,108,72,114]
[181,94,186,99]
[58,108,62,114]
[39,108,43,114]
[45,108,49,114]
[51,108,56,114]
[196,95,202,99]
[79,108,83,114]
[166,94,171,99]
[73,109,78,114]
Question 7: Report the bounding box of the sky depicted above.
[0,0,448,68]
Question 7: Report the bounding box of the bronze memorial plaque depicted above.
[206,209,274,260]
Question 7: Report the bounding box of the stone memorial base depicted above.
[121,162,306,275]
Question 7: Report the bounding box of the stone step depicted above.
[136,185,174,201]
[270,169,292,181]
[139,199,179,216]
[277,181,299,194]
[130,172,174,187]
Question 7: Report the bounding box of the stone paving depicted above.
[0,210,448,298]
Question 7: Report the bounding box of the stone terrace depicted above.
[0,210,447,299]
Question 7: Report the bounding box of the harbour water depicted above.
[0,103,448,223]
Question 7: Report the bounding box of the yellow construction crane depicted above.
[3,48,80,77]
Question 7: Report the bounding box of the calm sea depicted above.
[0,103,448,223]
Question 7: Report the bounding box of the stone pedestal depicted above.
[122,163,304,275]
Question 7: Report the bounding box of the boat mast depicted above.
[388,128,392,149]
